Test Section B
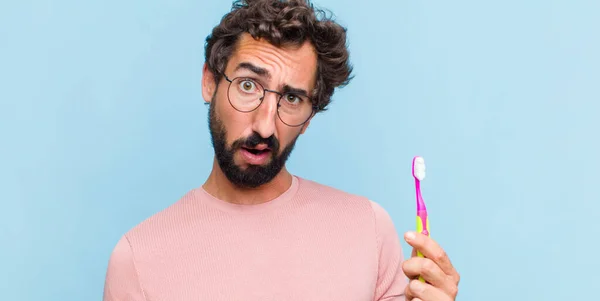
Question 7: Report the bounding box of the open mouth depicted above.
[242,147,271,155]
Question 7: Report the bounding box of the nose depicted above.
[251,91,278,138]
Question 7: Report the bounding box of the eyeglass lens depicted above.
[227,77,313,126]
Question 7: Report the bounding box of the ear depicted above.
[202,63,217,104]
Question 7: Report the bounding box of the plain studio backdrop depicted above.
[1,0,599,300]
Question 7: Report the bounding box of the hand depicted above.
[401,232,460,301]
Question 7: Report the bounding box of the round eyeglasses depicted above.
[221,73,317,127]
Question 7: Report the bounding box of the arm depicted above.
[103,235,147,301]
[370,200,408,301]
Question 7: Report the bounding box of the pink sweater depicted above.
[103,176,408,300]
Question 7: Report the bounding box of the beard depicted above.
[208,98,299,189]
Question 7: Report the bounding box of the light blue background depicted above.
[1,0,599,300]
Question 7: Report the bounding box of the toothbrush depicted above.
[412,156,429,283]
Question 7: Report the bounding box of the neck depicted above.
[202,158,293,205]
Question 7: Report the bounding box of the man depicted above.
[103,0,460,300]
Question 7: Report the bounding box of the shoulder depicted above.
[103,235,147,300]
[116,188,200,248]
[296,177,397,229]
[295,176,371,207]
[296,177,404,269]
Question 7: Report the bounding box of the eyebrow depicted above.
[234,62,271,79]
[282,85,309,97]
[233,62,310,97]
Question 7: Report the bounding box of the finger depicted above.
[402,257,450,289]
[404,232,458,280]
[402,257,425,280]
[407,249,420,282]
[404,281,423,301]
[404,284,415,300]
[408,279,453,301]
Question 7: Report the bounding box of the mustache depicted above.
[232,132,280,153]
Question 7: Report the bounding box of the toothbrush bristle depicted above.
[413,156,426,181]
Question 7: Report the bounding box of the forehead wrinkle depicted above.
[232,36,316,94]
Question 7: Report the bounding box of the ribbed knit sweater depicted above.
[103,176,408,300]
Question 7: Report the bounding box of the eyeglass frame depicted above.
[217,72,319,127]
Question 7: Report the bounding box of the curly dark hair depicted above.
[204,0,353,112]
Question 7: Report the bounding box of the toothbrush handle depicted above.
[416,209,429,282]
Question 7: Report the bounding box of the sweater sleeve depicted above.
[370,200,408,301]
[103,235,147,301]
